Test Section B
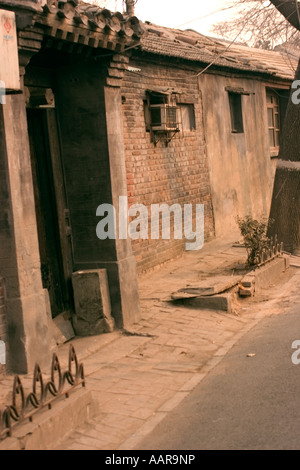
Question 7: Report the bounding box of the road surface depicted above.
[137,301,300,450]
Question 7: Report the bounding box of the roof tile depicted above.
[140,23,298,80]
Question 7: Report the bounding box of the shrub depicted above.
[236,215,272,266]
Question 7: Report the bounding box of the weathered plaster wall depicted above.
[0,96,54,373]
[199,73,278,237]
[121,57,215,273]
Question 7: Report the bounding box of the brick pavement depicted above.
[53,236,297,450]
[1,235,297,450]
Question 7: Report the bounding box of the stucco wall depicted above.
[199,73,280,238]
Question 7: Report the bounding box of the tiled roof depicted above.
[31,2,298,80]
[140,23,298,81]
[74,2,144,37]
[32,0,144,51]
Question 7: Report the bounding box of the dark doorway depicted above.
[27,107,73,318]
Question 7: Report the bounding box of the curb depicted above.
[239,255,290,297]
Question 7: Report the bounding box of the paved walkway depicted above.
[0,235,297,450]
[53,236,296,450]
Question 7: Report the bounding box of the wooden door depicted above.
[27,108,73,318]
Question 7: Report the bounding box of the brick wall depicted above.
[121,56,215,273]
[0,277,7,375]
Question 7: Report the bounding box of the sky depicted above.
[135,0,236,35]
[98,0,238,36]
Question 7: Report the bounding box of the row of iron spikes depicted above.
[0,344,85,439]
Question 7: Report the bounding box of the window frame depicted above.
[177,103,196,132]
[228,91,244,134]
[144,91,169,133]
[266,89,281,155]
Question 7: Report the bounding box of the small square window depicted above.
[228,92,244,134]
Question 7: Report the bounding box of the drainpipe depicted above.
[126,0,135,16]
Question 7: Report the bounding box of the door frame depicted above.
[27,104,74,318]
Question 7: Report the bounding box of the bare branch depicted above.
[269,0,300,30]
[211,0,300,49]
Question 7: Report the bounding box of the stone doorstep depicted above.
[0,387,98,451]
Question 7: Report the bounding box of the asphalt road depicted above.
[137,302,300,450]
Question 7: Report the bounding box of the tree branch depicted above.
[269,0,300,30]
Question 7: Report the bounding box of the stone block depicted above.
[238,285,254,297]
[183,294,232,313]
[240,275,255,288]
[72,270,115,336]
[52,311,75,345]
[238,275,255,297]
